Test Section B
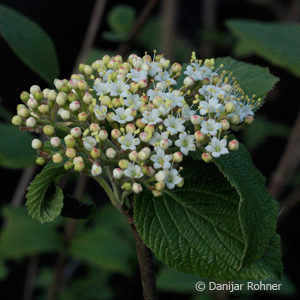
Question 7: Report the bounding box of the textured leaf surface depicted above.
[0,4,59,82]
[108,5,135,35]
[0,123,35,169]
[134,157,281,280]
[215,57,279,109]
[26,163,65,223]
[0,206,61,258]
[226,19,300,77]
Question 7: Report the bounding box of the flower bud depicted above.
[54,79,64,90]
[225,102,235,113]
[99,130,108,141]
[155,181,165,191]
[52,153,63,164]
[112,98,122,108]
[118,159,129,169]
[36,157,45,165]
[66,148,76,158]
[69,101,81,111]
[89,123,99,132]
[138,147,151,161]
[220,119,230,131]
[106,148,116,159]
[56,92,68,106]
[31,138,42,149]
[20,91,30,102]
[144,124,155,134]
[229,114,240,125]
[106,112,114,122]
[136,118,145,129]
[70,127,82,138]
[142,166,155,177]
[83,93,93,104]
[152,190,162,197]
[38,104,49,114]
[12,115,22,126]
[34,91,43,101]
[202,152,212,163]
[190,115,201,125]
[91,163,102,176]
[64,161,74,170]
[138,79,148,89]
[48,90,57,101]
[173,151,183,162]
[43,125,54,136]
[121,182,132,191]
[26,117,36,128]
[17,107,30,118]
[160,138,169,150]
[64,134,76,147]
[83,65,93,76]
[129,151,138,162]
[244,115,254,125]
[113,168,123,179]
[139,131,150,142]
[30,85,41,94]
[74,159,85,172]
[101,95,111,106]
[111,129,121,139]
[183,76,194,86]
[222,83,232,93]
[132,183,143,194]
[27,98,38,109]
[177,178,184,187]
[78,112,88,122]
[77,80,87,90]
[155,170,166,182]
[126,123,136,133]
[58,109,70,121]
[43,89,49,98]
[90,148,101,159]
[50,137,61,147]
[171,63,182,73]
[228,139,239,151]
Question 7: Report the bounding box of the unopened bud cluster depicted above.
[12,52,256,197]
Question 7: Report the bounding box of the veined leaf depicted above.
[0,123,35,169]
[226,19,300,77]
[0,4,59,82]
[26,162,65,223]
[134,156,282,280]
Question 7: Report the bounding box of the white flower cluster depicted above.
[12,52,256,197]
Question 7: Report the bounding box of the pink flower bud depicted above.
[69,101,80,111]
[160,138,169,150]
[111,129,121,139]
[202,152,212,163]
[139,131,150,142]
[113,168,123,179]
[132,183,143,194]
[126,123,136,133]
[90,123,100,132]
[183,76,194,86]
[173,151,183,162]
[220,119,230,131]
[129,151,138,162]
[70,127,82,138]
[99,130,108,141]
[50,137,61,147]
[190,115,201,125]
[26,117,36,128]
[52,153,63,164]
[91,163,102,176]
[244,115,254,125]
[66,148,76,158]
[228,139,239,151]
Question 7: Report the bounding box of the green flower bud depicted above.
[155,181,165,191]
[64,161,74,170]
[12,115,23,126]
[43,125,54,136]
[83,93,93,104]
[34,91,43,101]
[74,160,85,172]
[229,114,240,125]
[84,65,93,76]
[38,104,49,114]
[68,92,77,102]
[20,91,30,102]
[43,88,50,98]
[47,90,57,101]
[52,153,63,164]
[121,182,132,191]
[90,148,101,159]
[225,102,235,113]
[65,148,76,158]
[17,107,30,118]
[78,64,85,72]
[36,157,45,165]
[78,112,88,122]
[118,159,129,169]
[78,80,87,91]
[56,92,68,105]
[64,134,76,147]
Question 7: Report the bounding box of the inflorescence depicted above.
[12,52,257,197]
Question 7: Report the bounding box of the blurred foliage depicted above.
[0,123,36,169]
[0,4,59,83]
[242,115,290,151]
[227,19,300,77]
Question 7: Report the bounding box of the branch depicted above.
[117,0,159,56]
[268,111,300,198]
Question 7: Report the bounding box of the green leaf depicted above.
[226,19,300,77]
[0,206,61,258]
[69,205,135,275]
[26,163,65,223]
[0,4,59,82]
[0,258,8,280]
[134,156,282,280]
[60,194,97,219]
[107,5,135,35]
[242,115,290,151]
[0,123,35,169]
[215,57,279,109]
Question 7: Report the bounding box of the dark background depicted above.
[0,0,299,299]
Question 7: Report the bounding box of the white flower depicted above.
[147,89,164,100]
[94,104,107,121]
[154,71,177,86]
[230,102,254,121]
[93,81,110,95]
[164,169,182,189]
[205,137,229,158]
[124,94,142,110]
[99,69,114,81]
[109,79,130,97]
[118,133,140,150]
[200,119,222,136]
[198,84,226,100]
[162,92,184,108]
[148,61,162,76]
[124,163,143,178]
[181,105,195,120]
[149,132,172,147]
[111,107,134,124]
[83,136,97,151]
[141,109,162,125]
[174,132,196,155]
[150,148,172,169]
[184,64,214,81]
[163,116,185,135]
[91,163,102,176]
[199,98,223,115]
[127,69,148,82]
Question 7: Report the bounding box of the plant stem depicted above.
[124,197,157,300]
